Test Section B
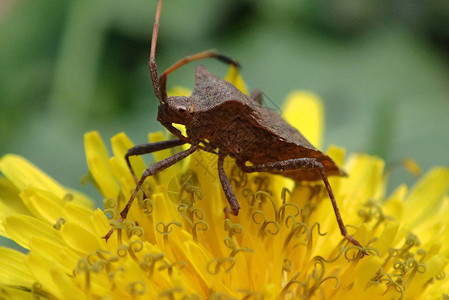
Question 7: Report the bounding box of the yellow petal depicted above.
[50,268,85,300]
[29,237,79,274]
[225,65,248,95]
[341,154,386,201]
[151,193,182,255]
[19,187,64,224]
[60,222,101,255]
[0,177,28,214]
[66,189,95,210]
[63,202,95,231]
[149,132,182,184]
[0,154,67,198]
[149,132,171,163]
[111,132,146,182]
[0,247,34,286]
[0,284,35,300]
[0,177,31,235]
[352,256,383,292]
[383,184,407,219]
[282,91,324,149]
[26,252,60,298]
[84,131,120,199]
[4,215,63,249]
[326,145,347,192]
[168,86,192,97]
[371,221,399,256]
[184,239,234,296]
[90,209,113,242]
[406,254,448,296]
[404,167,449,226]
[326,145,346,169]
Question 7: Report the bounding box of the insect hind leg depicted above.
[237,158,363,248]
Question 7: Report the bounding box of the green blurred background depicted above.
[1,0,449,207]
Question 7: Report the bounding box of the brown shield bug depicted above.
[104,0,362,248]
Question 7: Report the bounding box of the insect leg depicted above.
[159,50,240,102]
[237,158,362,248]
[218,152,240,216]
[103,143,199,241]
[159,120,218,155]
[125,139,186,183]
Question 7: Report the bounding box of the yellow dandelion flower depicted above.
[1,68,449,299]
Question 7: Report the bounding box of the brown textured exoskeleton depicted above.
[104,0,362,248]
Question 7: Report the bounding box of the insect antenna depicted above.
[149,0,164,103]
[260,90,282,114]
[148,0,240,104]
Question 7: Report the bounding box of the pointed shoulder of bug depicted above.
[185,66,253,112]
[186,66,319,151]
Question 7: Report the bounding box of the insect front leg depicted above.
[218,152,240,216]
[159,120,191,144]
[103,143,199,241]
[160,120,219,155]
[125,139,186,184]
[237,158,363,248]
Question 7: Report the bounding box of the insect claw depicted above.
[215,53,241,69]
[102,217,125,242]
[224,207,239,218]
[344,235,369,257]
[340,169,349,177]
[224,207,232,219]
[345,235,364,249]
[102,229,115,242]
